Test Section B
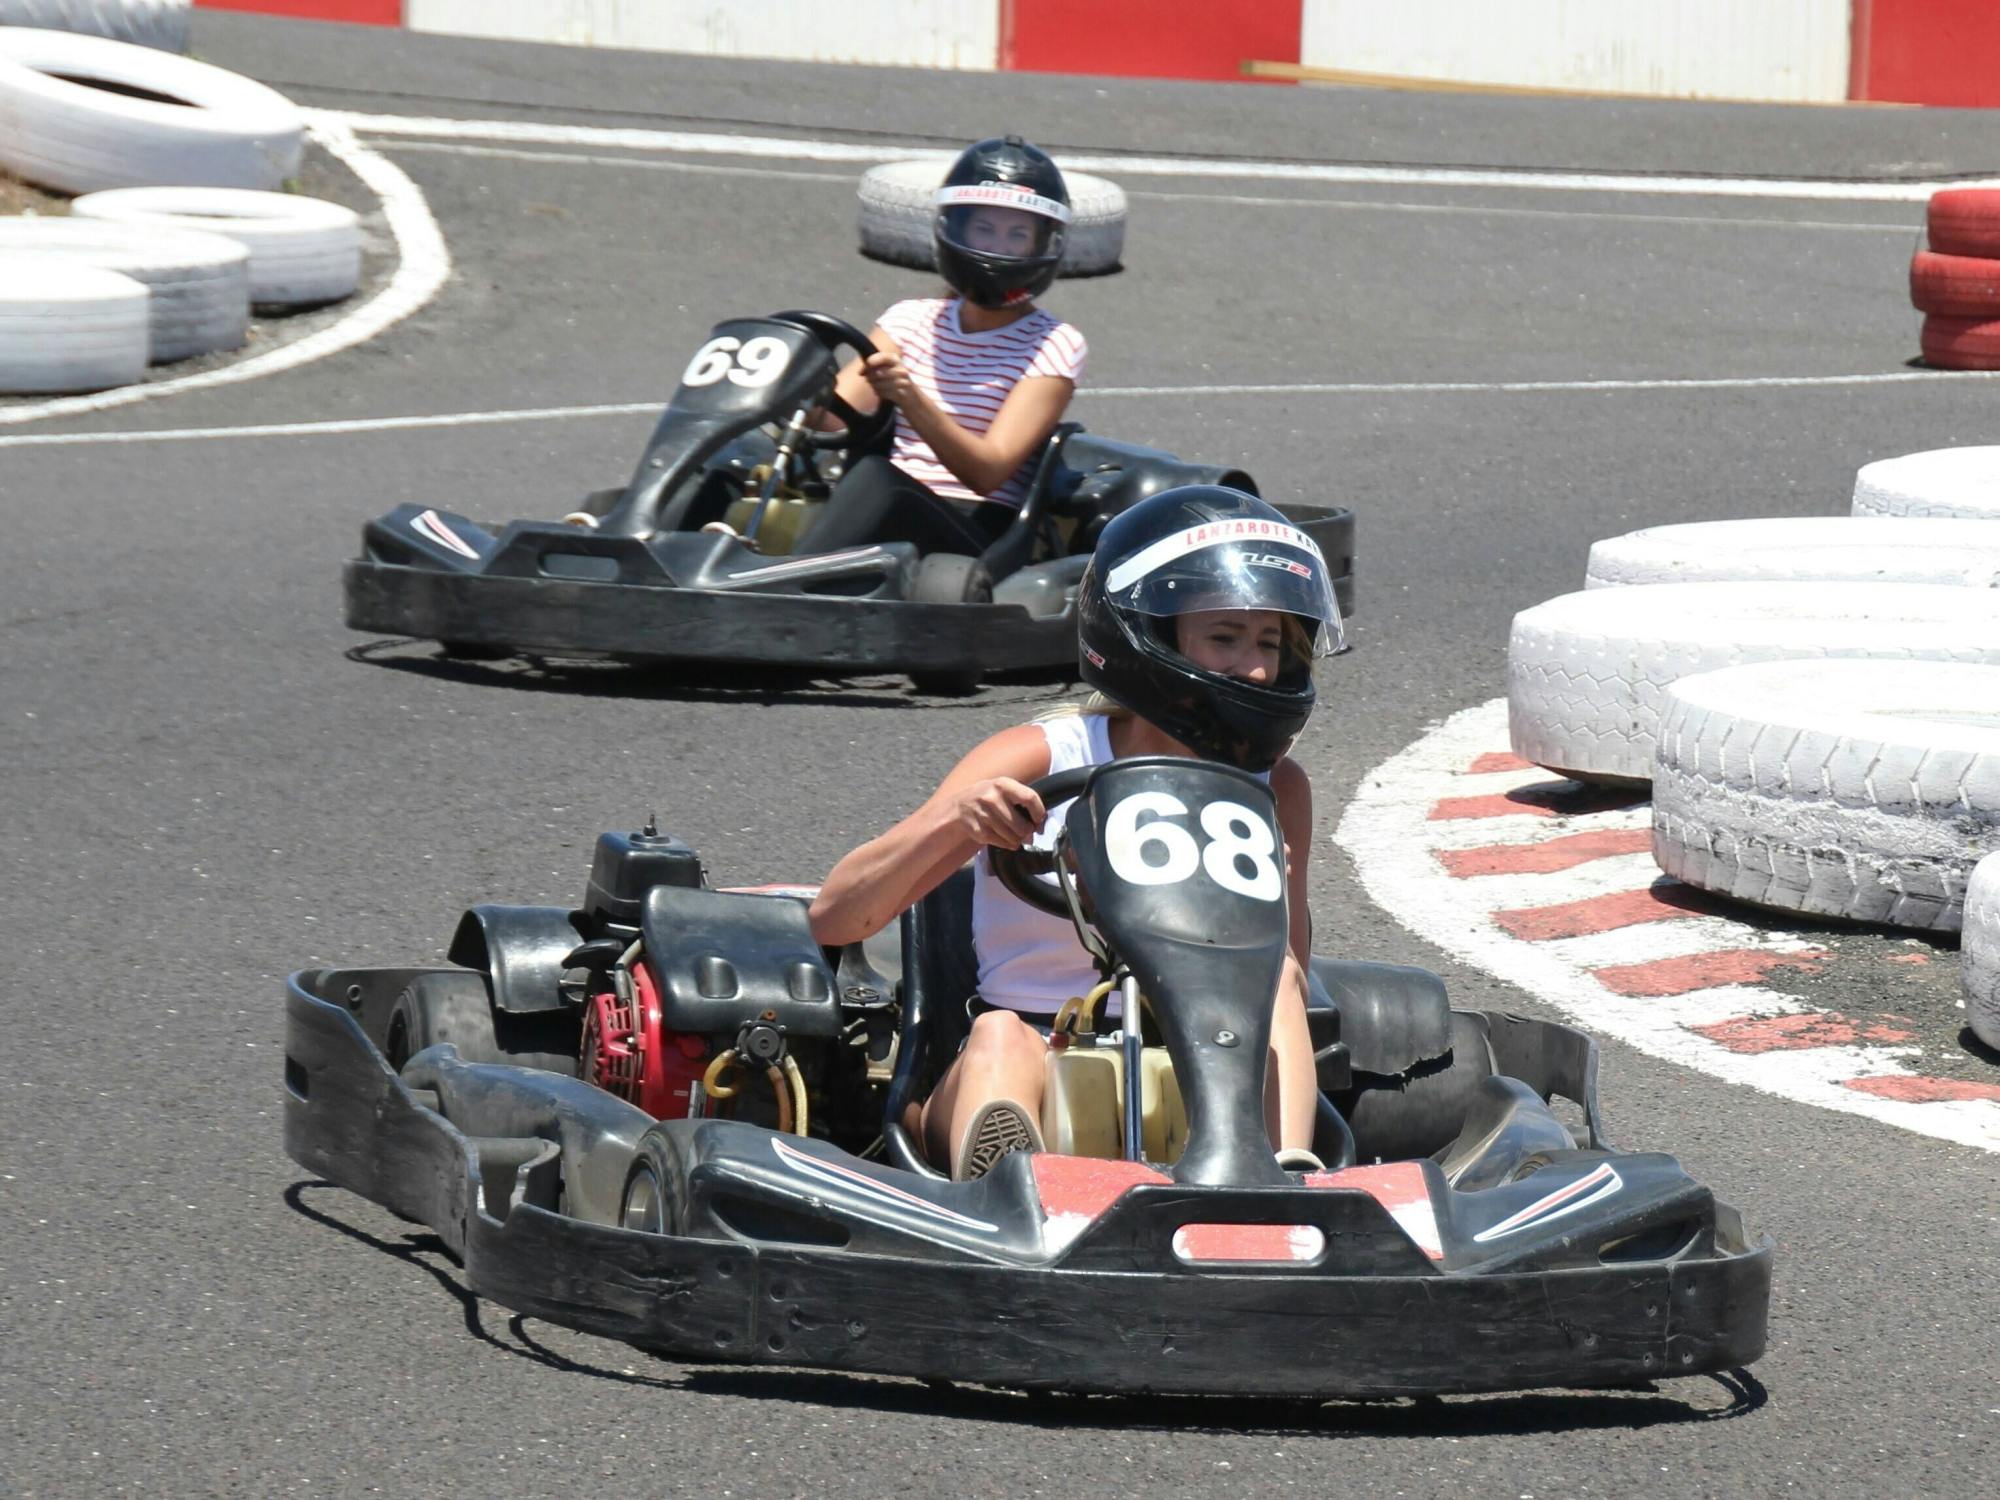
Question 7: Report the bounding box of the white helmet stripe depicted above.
[935,182,1072,224]
[1105,519,1326,594]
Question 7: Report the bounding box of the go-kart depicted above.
[283,758,1769,1397]
[342,310,1356,690]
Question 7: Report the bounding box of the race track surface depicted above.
[3,13,1997,1496]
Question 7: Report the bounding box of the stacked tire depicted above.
[1912,188,2000,370]
[0,1,190,52]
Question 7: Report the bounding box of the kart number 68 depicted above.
[1102,792,1281,901]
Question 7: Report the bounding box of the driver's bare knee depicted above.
[965,1008,1047,1072]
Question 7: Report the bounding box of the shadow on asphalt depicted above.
[285,1181,1768,1436]
[345,637,1078,712]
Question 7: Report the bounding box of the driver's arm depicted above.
[808,723,1053,946]
[891,369,1074,498]
[1271,757,1316,966]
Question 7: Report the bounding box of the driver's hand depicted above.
[954,777,1046,850]
[862,350,916,406]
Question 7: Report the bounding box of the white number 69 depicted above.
[681,335,790,389]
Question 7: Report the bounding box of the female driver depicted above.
[808,486,1342,1180]
[800,135,1087,562]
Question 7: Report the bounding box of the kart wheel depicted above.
[908,554,990,695]
[1333,1012,1497,1164]
[385,971,581,1075]
[620,1129,686,1236]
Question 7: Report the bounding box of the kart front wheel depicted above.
[385,971,581,1076]
[1332,1011,1498,1163]
[908,553,990,695]
[620,1128,687,1236]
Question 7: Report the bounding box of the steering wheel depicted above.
[986,765,1099,918]
[769,309,897,453]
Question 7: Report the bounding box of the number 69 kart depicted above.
[283,757,1769,1398]
[342,310,1355,690]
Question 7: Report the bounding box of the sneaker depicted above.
[953,1100,1044,1182]
[558,511,599,529]
[699,520,740,537]
[1275,1147,1325,1173]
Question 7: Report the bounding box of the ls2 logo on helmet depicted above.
[1103,791,1282,901]
[1242,552,1314,579]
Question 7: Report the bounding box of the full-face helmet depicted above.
[1077,486,1343,772]
[934,135,1070,310]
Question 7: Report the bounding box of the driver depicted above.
[797,135,1086,566]
[808,486,1341,1179]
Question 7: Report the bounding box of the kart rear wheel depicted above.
[385,971,581,1076]
[1332,1011,1497,1163]
[908,554,991,695]
[620,1128,687,1236]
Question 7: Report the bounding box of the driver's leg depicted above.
[919,1007,1047,1178]
[1264,956,1318,1153]
[804,456,997,556]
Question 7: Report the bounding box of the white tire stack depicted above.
[857,159,1128,276]
[1966,852,2000,1050]
[1508,583,2000,784]
[72,186,361,307]
[0,217,246,361]
[0,1,190,52]
[0,253,147,391]
[1586,516,2000,589]
[1852,446,2000,520]
[1652,659,2000,932]
[0,27,303,193]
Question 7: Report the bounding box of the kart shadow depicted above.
[286,1180,1767,1435]
[345,637,1078,711]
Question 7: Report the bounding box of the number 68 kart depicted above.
[342,310,1355,690]
[284,756,1769,1397]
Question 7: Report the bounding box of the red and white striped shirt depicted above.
[877,297,1087,508]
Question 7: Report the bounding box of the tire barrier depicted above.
[1585,516,2000,589]
[1917,189,2000,368]
[1919,313,2000,372]
[1652,658,2000,932]
[1926,187,2000,260]
[72,186,361,307]
[1853,446,2000,520]
[0,252,147,391]
[857,159,1127,277]
[0,27,303,193]
[1509,581,2000,785]
[1966,852,2000,1051]
[0,216,246,361]
[0,0,187,52]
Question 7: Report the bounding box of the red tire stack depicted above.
[1913,189,2000,369]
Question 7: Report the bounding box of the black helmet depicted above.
[933,135,1070,310]
[1077,486,1344,772]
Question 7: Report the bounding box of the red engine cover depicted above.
[581,961,710,1120]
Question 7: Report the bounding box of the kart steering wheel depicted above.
[986,765,1099,918]
[769,309,897,453]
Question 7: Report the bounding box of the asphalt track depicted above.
[4,13,1998,1497]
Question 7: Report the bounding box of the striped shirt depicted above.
[876,297,1087,508]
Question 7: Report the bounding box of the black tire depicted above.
[384,970,581,1076]
[1332,1012,1497,1163]
[908,554,991,695]
[620,1127,687,1236]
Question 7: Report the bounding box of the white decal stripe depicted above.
[1105,520,1324,593]
[726,547,887,581]
[935,183,1071,222]
[413,508,480,559]
[1472,1163,1624,1243]
[771,1138,1000,1235]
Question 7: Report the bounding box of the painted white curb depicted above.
[1653,658,2000,931]
[1853,446,2000,519]
[1508,581,2000,783]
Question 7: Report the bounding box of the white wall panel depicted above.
[407,1,999,70]
[1301,0,1850,102]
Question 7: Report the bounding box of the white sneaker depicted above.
[559,511,599,529]
[1275,1147,1325,1173]
[953,1100,1044,1181]
[699,520,739,537]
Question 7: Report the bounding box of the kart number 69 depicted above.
[681,335,790,390]
[1102,792,1281,901]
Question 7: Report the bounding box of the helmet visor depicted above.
[936,184,1067,260]
[1103,518,1345,657]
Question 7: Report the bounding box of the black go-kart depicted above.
[343,310,1355,691]
[284,757,1769,1398]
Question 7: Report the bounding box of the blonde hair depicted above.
[1034,691,1132,724]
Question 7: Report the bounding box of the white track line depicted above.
[0,118,449,430]
[333,108,2000,203]
[1335,697,2000,1153]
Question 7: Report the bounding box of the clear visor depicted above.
[1106,521,1345,658]
[936,190,1065,260]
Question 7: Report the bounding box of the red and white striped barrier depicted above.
[187,0,2000,105]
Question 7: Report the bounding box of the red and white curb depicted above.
[1335,697,2000,1153]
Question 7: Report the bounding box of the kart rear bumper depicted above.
[285,972,1770,1398]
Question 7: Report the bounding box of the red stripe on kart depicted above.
[1592,948,1829,997]
[1843,1075,2000,1104]
[1694,1012,1917,1053]
[1438,828,1652,878]
[1033,1155,1167,1221]
[1494,883,1724,941]
[1466,751,1534,773]
[1302,1161,1443,1260]
[1171,1224,1322,1263]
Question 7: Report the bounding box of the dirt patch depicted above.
[0,171,69,217]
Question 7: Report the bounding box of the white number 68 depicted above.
[1102,791,1283,901]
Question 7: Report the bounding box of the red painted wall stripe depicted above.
[1592,948,1829,998]
[1438,828,1652,878]
[1850,0,2000,105]
[1000,0,1300,83]
[194,1,402,24]
[1494,883,1721,941]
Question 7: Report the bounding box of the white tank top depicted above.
[971,713,1117,1016]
